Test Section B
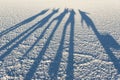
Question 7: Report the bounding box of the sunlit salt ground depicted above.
[0,0,120,79]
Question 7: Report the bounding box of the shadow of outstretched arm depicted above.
[79,10,120,74]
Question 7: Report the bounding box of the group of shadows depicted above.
[0,9,120,80]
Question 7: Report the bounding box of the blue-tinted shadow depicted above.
[79,10,120,74]
[65,9,75,80]
[24,9,68,80]
[48,9,69,79]
[0,9,48,38]
[48,9,75,80]
[19,9,60,60]
[0,9,58,61]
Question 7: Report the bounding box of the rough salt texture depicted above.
[0,0,120,79]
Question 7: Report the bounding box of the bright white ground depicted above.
[0,0,120,79]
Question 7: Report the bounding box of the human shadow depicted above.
[65,9,75,80]
[19,9,61,60]
[48,9,75,80]
[0,9,59,61]
[79,10,120,74]
[24,9,68,80]
[0,9,48,38]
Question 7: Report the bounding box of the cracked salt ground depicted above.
[0,0,120,79]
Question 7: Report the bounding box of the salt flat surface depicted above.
[0,0,120,79]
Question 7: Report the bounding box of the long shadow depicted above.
[0,9,48,38]
[24,9,68,80]
[48,9,75,80]
[20,9,68,60]
[0,9,59,61]
[0,9,58,52]
[65,9,75,80]
[79,10,120,74]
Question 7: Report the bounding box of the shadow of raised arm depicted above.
[79,9,120,74]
